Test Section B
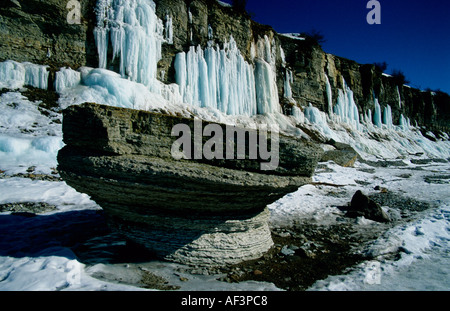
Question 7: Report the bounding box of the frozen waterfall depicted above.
[0,60,49,90]
[94,0,164,93]
[174,35,281,116]
[254,35,280,115]
[333,78,361,130]
[174,38,257,116]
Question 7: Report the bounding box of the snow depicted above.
[0,0,449,292]
[268,159,450,291]
[0,92,63,175]
[309,204,450,291]
[1,82,449,291]
[216,0,232,7]
[280,33,306,41]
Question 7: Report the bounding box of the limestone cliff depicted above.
[1,0,448,132]
[0,0,97,74]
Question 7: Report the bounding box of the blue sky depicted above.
[220,0,450,94]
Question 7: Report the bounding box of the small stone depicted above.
[253,269,263,276]
[179,277,189,282]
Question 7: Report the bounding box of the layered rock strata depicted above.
[58,103,323,266]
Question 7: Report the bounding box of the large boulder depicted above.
[321,140,360,167]
[341,190,391,223]
[58,103,323,266]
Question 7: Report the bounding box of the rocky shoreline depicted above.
[0,158,446,290]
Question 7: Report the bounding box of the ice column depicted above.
[0,60,48,90]
[55,67,81,92]
[165,14,173,44]
[175,36,257,116]
[333,78,360,129]
[254,35,280,115]
[383,104,393,129]
[23,63,49,90]
[325,75,333,115]
[0,60,25,89]
[373,98,382,128]
[399,114,411,131]
[396,86,402,108]
[283,69,296,104]
[94,0,164,92]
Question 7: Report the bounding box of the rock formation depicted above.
[57,103,323,266]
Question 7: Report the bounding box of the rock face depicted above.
[57,103,323,266]
[0,0,97,81]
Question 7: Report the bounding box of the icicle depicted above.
[188,8,193,24]
[383,104,393,129]
[364,109,373,125]
[93,0,164,92]
[283,70,295,103]
[174,36,257,116]
[208,25,214,40]
[373,98,382,128]
[0,60,25,89]
[292,106,304,123]
[399,114,411,131]
[254,35,280,114]
[304,103,334,137]
[333,78,360,129]
[280,46,286,67]
[396,86,402,108]
[325,75,333,115]
[165,14,173,44]
[0,60,48,90]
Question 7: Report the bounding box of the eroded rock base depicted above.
[104,206,274,267]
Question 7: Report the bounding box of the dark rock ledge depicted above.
[57,103,323,266]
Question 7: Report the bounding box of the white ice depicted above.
[0,60,49,90]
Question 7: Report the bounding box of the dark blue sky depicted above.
[221,0,450,94]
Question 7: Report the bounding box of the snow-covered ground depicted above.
[0,86,449,291]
